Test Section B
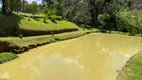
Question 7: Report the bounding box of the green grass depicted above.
[54,31,85,40]
[0,52,18,64]
[0,13,79,36]
[117,52,142,80]
[0,31,86,53]
[18,12,79,30]
[19,17,79,30]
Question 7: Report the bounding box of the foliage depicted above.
[49,15,62,21]
[42,8,57,22]
[29,2,38,16]
[9,0,22,13]
[0,52,18,64]
[0,13,22,36]
[0,0,141,36]
[42,8,50,22]
[116,9,142,35]
[42,0,55,9]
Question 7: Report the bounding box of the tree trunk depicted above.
[92,8,98,27]
[22,0,25,12]
[2,0,8,14]
[94,8,98,27]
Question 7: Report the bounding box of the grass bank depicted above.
[117,51,142,80]
[0,31,86,54]
[0,13,79,36]
[0,52,18,64]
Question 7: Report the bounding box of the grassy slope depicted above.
[0,13,79,36]
[0,13,78,30]
[117,52,142,80]
[20,17,79,30]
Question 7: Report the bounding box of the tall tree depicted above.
[88,0,105,27]
[9,0,22,13]
[29,2,38,16]
[1,0,8,14]
[42,0,54,9]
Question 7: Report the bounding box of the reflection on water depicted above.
[36,54,87,80]
[0,33,142,80]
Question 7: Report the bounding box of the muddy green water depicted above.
[0,33,142,80]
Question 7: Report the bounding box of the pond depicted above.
[0,33,142,80]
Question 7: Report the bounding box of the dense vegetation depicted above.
[0,0,142,35]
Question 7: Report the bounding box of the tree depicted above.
[42,0,54,9]
[54,0,64,16]
[9,0,22,13]
[21,0,29,12]
[29,2,38,16]
[42,8,50,22]
[88,0,105,27]
[0,0,22,14]
[1,0,9,14]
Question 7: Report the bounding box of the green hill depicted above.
[0,13,79,36]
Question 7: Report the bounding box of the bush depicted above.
[49,15,62,21]
[18,28,78,36]
[116,9,142,35]
[0,52,18,64]
[98,12,117,33]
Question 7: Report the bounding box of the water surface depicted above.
[0,33,142,80]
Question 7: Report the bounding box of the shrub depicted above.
[18,28,78,36]
[0,52,18,64]
[49,15,62,21]
[116,9,142,35]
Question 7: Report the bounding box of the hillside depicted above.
[0,13,79,36]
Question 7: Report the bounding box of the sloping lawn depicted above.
[20,17,79,30]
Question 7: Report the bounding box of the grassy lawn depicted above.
[20,17,78,30]
[117,51,142,80]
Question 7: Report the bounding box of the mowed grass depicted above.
[0,13,79,36]
[20,17,79,30]
[0,13,79,30]
[0,52,18,64]
[117,51,142,80]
